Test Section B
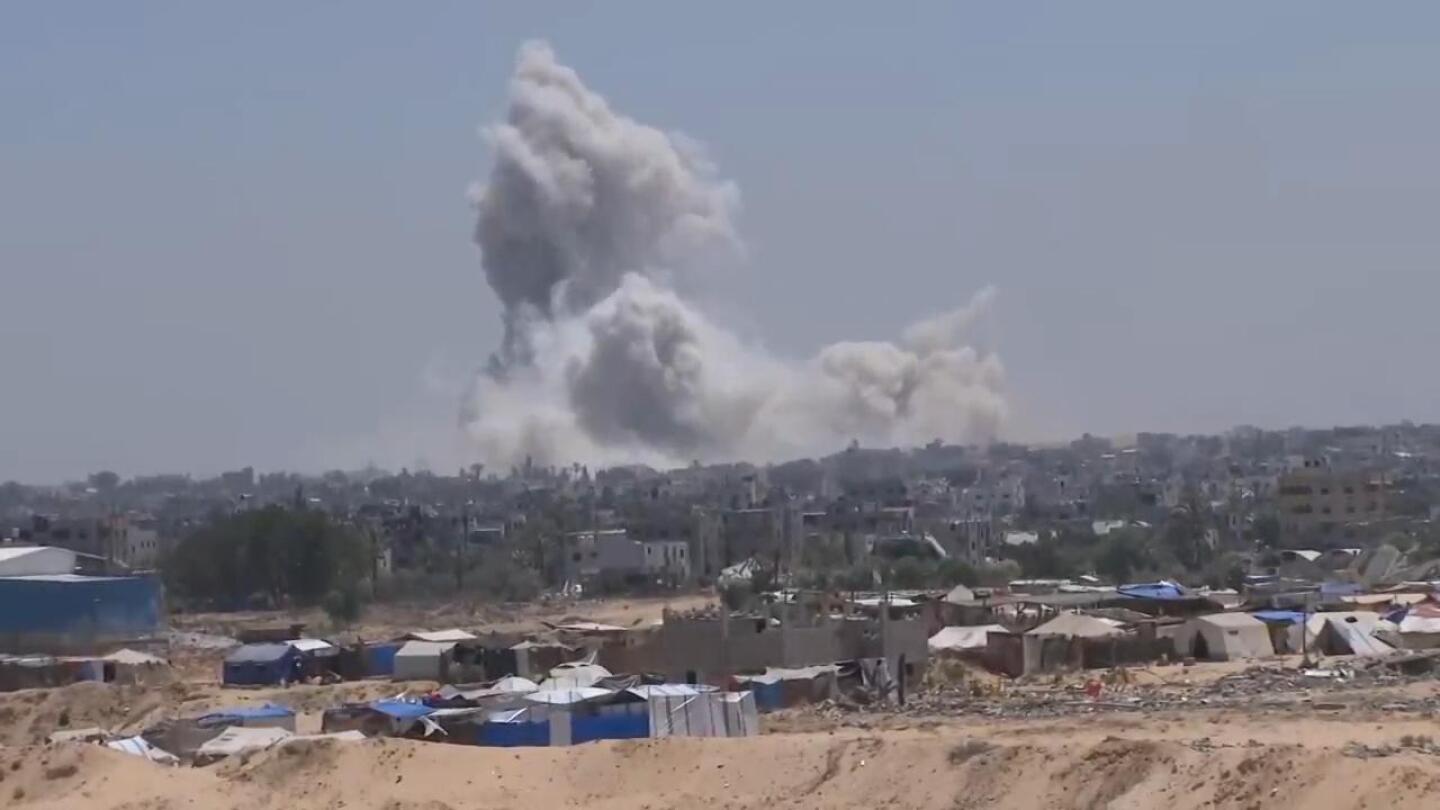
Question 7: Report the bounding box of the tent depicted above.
[196,703,297,732]
[540,662,611,690]
[1027,613,1125,638]
[194,726,293,764]
[1380,603,1440,649]
[929,625,1006,653]
[1179,613,1274,661]
[629,685,757,739]
[106,735,179,765]
[1305,612,1395,657]
[223,643,302,686]
[392,640,455,681]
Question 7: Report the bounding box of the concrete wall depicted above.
[598,615,929,681]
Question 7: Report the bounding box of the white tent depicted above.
[106,735,179,765]
[1306,612,1396,657]
[929,625,1006,652]
[541,662,611,690]
[1181,613,1274,661]
[393,640,455,681]
[1027,613,1124,638]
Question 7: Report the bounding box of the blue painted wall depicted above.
[0,575,162,652]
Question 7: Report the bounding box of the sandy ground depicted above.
[5,709,1440,809]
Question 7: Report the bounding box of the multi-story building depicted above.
[1277,458,1386,539]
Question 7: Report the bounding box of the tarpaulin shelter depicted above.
[928,625,1006,653]
[223,643,302,686]
[106,735,179,765]
[630,685,758,739]
[196,703,297,732]
[540,662,611,690]
[1379,603,1440,649]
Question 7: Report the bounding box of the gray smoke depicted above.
[464,42,1006,467]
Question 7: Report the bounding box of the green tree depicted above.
[163,506,369,609]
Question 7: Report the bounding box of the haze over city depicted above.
[5,2,1440,482]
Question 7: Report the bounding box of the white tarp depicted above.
[106,735,180,765]
[929,625,1006,652]
[1028,613,1124,638]
[406,629,477,643]
[195,726,293,761]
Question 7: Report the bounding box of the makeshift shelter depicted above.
[511,640,573,679]
[928,625,1005,653]
[223,643,302,686]
[405,629,477,643]
[1251,610,1306,654]
[194,726,293,764]
[630,685,758,739]
[392,640,455,681]
[196,703,297,732]
[1306,612,1396,657]
[106,735,179,765]
[1027,613,1125,638]
[102,648,170,685]
[733,665,838,712]
[1380,603,1440,649]
[540,662,611,690]
[1177,613,1274,661]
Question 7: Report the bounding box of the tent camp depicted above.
[405,629,477,643]
[1027,613,1124,638]
[222,644,302,686]
[392,640,455,681]
[929,625,1006,653]
[1177,613,1274,661]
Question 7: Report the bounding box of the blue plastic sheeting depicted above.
[750,682,784,713]
[571,713,648,744]
[478,721,550,747]
[223,644,301,686]
[1117,582,1186,600]
[0,575,161,637]
[366,643,400,676]
[1252,610,1305,625]
[198,703,295,726]
[370,699,434,720]
[1320,581,1365,598]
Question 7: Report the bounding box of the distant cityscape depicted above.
[5,421,1439,592]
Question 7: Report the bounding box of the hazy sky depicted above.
[4,2,1440,482]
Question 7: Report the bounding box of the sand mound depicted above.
[0,683,178,746]
[5,720,1440,809]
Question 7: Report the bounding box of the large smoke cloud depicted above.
[464,42,1006,467]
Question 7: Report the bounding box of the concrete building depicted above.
[641,539,691,581]
[1277,458,1386,538]
[562,529,645,582]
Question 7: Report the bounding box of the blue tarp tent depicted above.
[365,642,402,676]
[1252,610,1306,625]
[223,643,302,686]
[1117,582,1187,601]
[196,702,296,731]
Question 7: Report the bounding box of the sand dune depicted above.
[6,713,1440,809]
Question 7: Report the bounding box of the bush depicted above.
[323,582,365,626]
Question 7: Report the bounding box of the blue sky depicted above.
[4,2,1439,481]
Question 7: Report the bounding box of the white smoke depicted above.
[463,42,1006,468]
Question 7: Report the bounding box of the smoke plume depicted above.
[464,42,1006,467]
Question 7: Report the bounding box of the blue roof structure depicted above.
[1117,582,1187,601]
[1252,610,1306,625]
[370,699,435,720]
[197,703,295,726]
